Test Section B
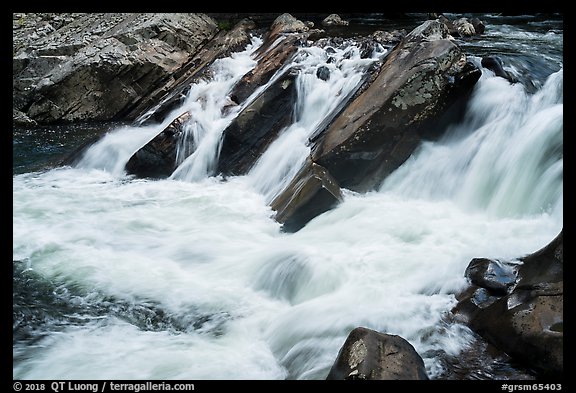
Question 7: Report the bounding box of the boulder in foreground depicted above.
[326,327,429,380]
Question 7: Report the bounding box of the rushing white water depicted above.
[13,23,563,381]
[169,38,263,182]
[381,67,563,221]
[248,43,387,202]
[75,37,263,178]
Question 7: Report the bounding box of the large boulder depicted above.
[453,230,563,377]
[13,13,219,125]
[326,327,429,380]
[268,13,310,39]
[310,19,481,192]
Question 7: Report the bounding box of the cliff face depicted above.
[13,13,220,125]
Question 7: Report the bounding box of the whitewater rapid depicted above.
[13,19,562,380]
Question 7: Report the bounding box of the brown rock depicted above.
[453,230,563,377]
[270,159,343,232]
[311,19,481,192]
[326,327,429,380]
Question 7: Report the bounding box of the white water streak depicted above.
[381,68,563,220]
[169,39,263,181]
[248,43,387,202]
[13,25,563,381]
[76,37,263,178]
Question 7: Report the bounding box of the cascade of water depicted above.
[247,42,387,203]
[75,37,263,177]
[13,18,563,381]
[381,67,563,219]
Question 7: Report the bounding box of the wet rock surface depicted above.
[326,327,429,380]
[310,19,481,192]
[453,230,563,377]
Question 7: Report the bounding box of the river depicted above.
[13,13,562,380]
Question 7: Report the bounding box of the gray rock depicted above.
[453,18,476,37]
[131,17,257,125]
[269,13,309,38]
[13,13,219,124]
[13,109,37,127]
[321,14,349,27]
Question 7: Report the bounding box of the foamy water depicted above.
[13,18,562,380]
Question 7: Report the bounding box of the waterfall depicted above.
[247,42,387,202]
[75,35,387,200]
[75,37,263,177]
[381,66,563,220]
[168,38,264,182]
[13,17,563,381]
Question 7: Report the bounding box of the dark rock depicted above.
[228,32,303,106]
[310,19,481,192]
[470,17,486,34]
[270,160,343,232]
[217,69,298,177]
[465,258,519,296]
[125,112,192,178]
[481,56,518,83]
[453,230,563,377]
[326,327,429,380]
[316,65,330,81]
[516,230,563,289]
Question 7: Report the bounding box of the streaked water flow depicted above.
[13,17,562,380]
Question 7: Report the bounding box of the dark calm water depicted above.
[13,14,562,380]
